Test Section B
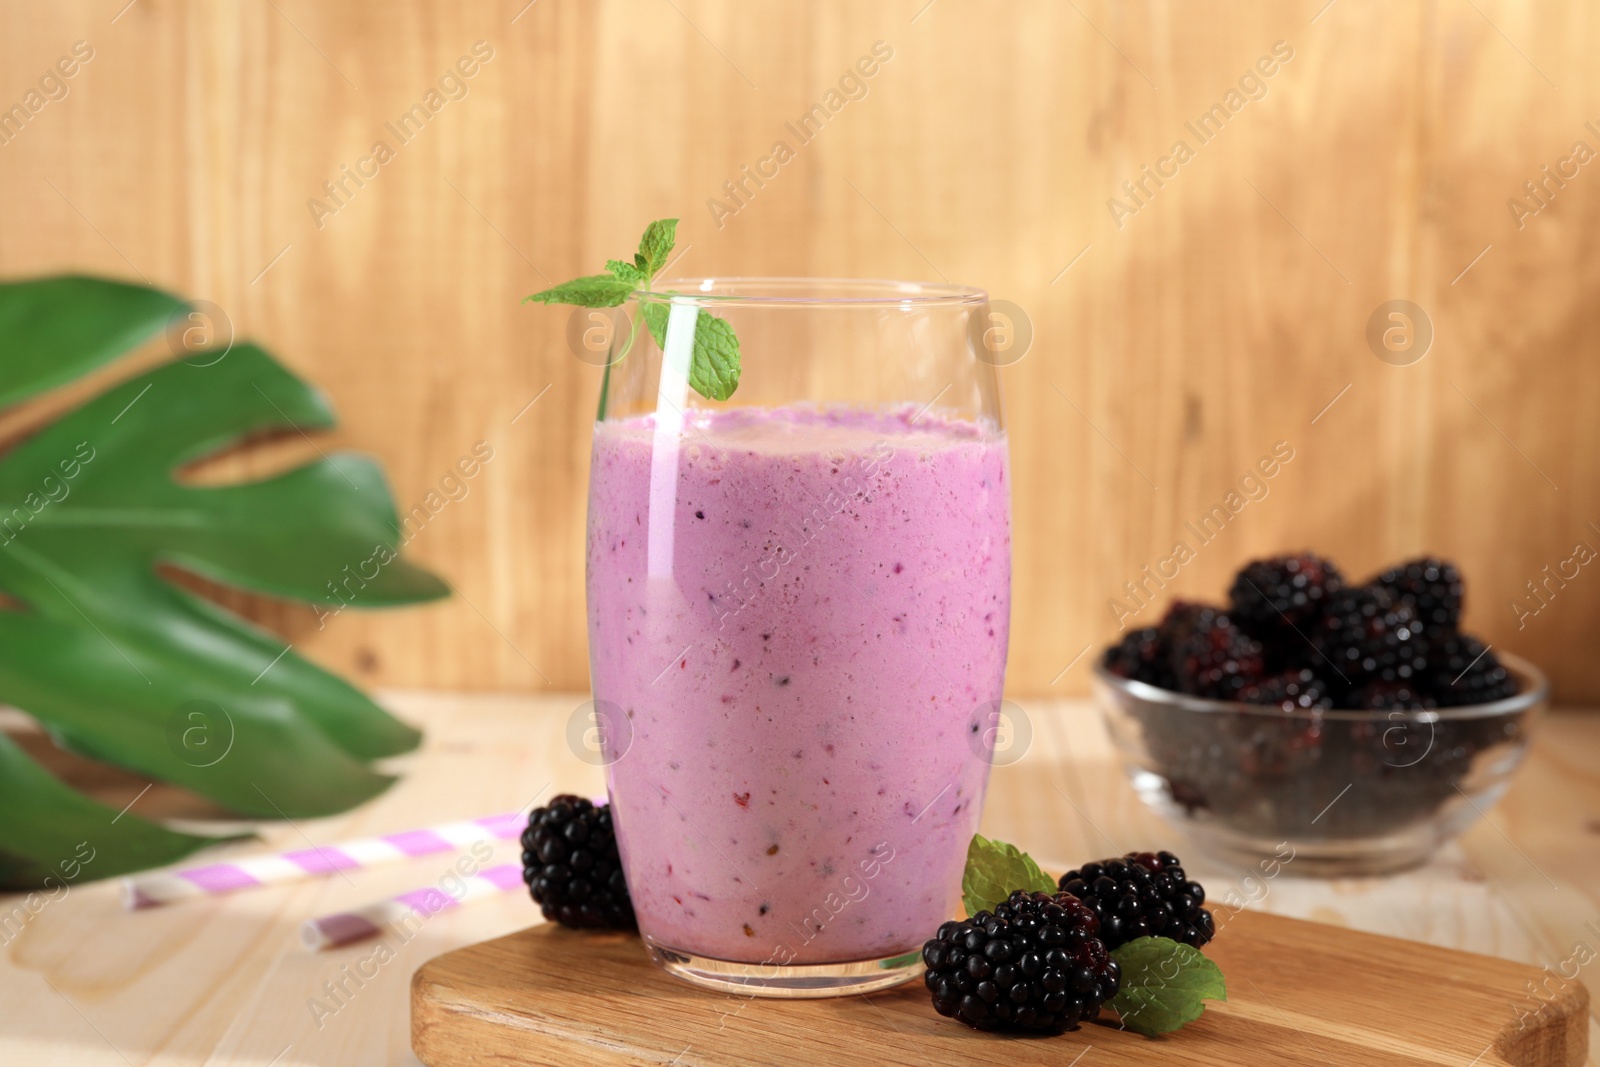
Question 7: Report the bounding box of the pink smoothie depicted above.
[587,404,1010,965]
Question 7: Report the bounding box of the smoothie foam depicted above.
[588,404,1010,964]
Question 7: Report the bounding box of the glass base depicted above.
[644,937,924,998]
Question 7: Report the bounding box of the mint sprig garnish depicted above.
[1108,936,1227,1036]
[961,833,1057,917]
[524,219,741,410]
[957,834,1226,1037]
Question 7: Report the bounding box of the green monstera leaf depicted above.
[0,275,192,408]
[0,275,448,888]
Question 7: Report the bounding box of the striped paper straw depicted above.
[300,863,524,950]
[120,812,527,910]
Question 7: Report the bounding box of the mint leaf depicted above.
[523,274,635,308]
[1109,937,1227,1037]
[523,218,741,404]
[961,833,1057,917]
[688,312,740,401]
[605,259,645,285]
[637,219,678,277]
[642,301,739,403]
[641,300,668,348]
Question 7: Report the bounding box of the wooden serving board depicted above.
[411,909,1588,1067]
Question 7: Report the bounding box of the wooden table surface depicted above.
[1,693,1596,1066]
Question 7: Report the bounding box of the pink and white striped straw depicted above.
[300,863,524,950]
[120,812,526,910]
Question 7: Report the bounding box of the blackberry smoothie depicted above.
[587,404,1010,967]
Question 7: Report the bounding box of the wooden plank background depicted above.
[1,0,1597,700]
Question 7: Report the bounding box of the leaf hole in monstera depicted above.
[154,563,332,641]
[172,425,330,487]
[2,721,233,823]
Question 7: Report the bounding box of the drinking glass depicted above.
[585,278,1011,996]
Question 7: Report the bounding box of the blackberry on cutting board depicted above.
[1057,851,1213,950]
[1310,585,1426,686]
[1102,626,1173,689]
[521,795,635,930]
[1229,553,1345,636]
[923,891,1120,1033]
[1163,602,1264,699]
[1372,556,1465,633]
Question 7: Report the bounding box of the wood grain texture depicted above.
[1,1,1599,697]
[0,693,1596,1065]
[411,910,1588,1067]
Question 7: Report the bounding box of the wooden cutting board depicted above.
[410,908,1588,1066]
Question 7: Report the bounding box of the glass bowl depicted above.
[1095,654,1548,875]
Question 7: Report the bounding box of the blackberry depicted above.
[1239,669,1334,711]
[1162,602,1264,699]
[922,890,1119,1033]
[1058,851,1213,950]
[520,795,635,929]
[1373,557,1464,633]
[1102,626,1172,688]
[1310,585,1425,686]
[1429,634,1518,707]
[1237,712,1325,779]
[1229,553,1345,634]
[1350,681,1436,710]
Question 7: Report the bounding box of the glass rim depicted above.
[1092,650,1549,721]
[632,277,988,309]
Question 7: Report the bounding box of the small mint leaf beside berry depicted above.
[961,833,1057,918]
[1108,936,1226,1037]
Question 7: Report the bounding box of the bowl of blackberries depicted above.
[1097,554,1547,875]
